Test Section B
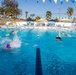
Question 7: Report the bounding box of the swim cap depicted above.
[6,44,11,49]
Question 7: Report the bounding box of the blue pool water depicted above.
[0,28,76,75]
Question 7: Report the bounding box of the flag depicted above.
[36,0,39,3]
[60,0,63,4]
[70,0,75,3]
[49,0,51,3]
[42,0,46,3]
[54,0,58,3]
[25,0,27,2]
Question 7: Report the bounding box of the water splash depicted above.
[0,37,11,50]
[10,30,21,48]
[58,31,61,37]
[0,37,11,45]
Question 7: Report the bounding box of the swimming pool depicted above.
[0,28,76,75]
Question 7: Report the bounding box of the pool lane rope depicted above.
[37,36,40,48]
[61,32,76,39]
[0,31,14,38]
[0,34,10,38]
[37,27,40,37]
[37,28,40,48]
[6,34,10,37]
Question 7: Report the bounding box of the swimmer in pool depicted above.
[55,31,62,41]
[55,36,62,41]
[6,43,11,49]
[4,30,18,50]
[5,41,13,50]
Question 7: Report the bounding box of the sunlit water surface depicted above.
[0,28,76,75]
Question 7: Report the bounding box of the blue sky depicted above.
[0,0,76,19]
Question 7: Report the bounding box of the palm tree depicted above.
[30,14,35,19]
[35,16,41,21]
[25,11,28,19]
[14,8,21,18]
[46,11,52,21]
[67,7,74,19]
[55,18,59,22]
[73,17,76,22]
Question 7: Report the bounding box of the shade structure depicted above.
[49,19,56,22]
[12,19,18,22]
[35,19,45,22]
[61,18,70,22]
